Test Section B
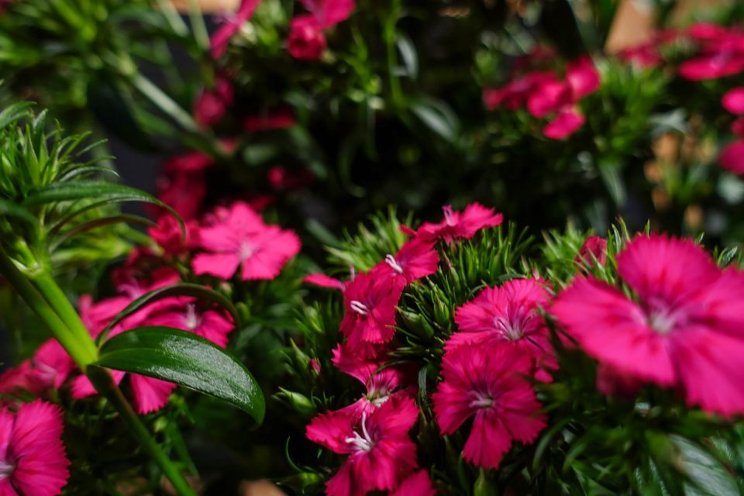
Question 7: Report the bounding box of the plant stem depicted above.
[384,0,404,111]
[0,249,93,368]
[129,73,202,135]
[87,368,198,496]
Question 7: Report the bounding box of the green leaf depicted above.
[0,199,37,225]
[0,102,34,131]
[99,284,239,340]
[50,214,155,249]
[95,326,264,423]
[24,181,165,208]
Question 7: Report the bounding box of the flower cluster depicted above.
[304,204,553,494]
[483,55,601,139]
[721,86,744,175]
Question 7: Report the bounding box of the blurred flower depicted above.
[148,299,235,348]
[720,140,744,175]
[287,18,327,61]
[210,0,262,58]
[678,24,744,81]
[0,400,70,496]
[575,235,608,267]
[722,87,744,115]
[148,215,201,257]
[156,152,215,220]
[192,201,301,280]
[303,272,346,290]
[0,340,74,396]
[552,234,744,416]
[194,75,234,128]
[433,343,546,469]
[243,107,298,133]
[411,203,503,244]
[306,394,419,496]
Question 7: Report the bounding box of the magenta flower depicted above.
[450,278,554,380]
[303,273,346,291]
[723,87,744,115]
[720,141,744,176]
[433,343,546,469]
[194,75,234,128]
[414,203,503,243]
[566,56,601,100]
[390,470,436,496]
[306,394,419,496]
[299,0,354,29]
[483,71,556,111]
[0,400,70,496]
[552,234,744,416]
[0,340,74,396]
[575,235,608,267]
[243,107,297,133]
[542,108,586,140]
[148,215,200,257]
[332,345,408,414]
[210,0,262,58]
[148,300,234,348]
[155,152,214,221]
[339,272,404,345]
[678,26,744,81]
[287,17,327,61]
[371,238,439,286]
[192,202,301,281]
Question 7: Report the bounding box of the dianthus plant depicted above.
[282,206,744,495]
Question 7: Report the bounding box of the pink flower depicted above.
[148,300,234,348]
[432,343,546,469]
[340,272,403,346]
[210,0,262,58]
[390,470,436,496]
[287,17,327,61]
[303,273,346,291]
[542,108,586,140]
[720,141,744,175]
[0,340,74,396]
[306,394,419,496]
[194,75,234,127]
[723,87,744,115]
[566,56,601,100]
[414,203,503,243]
[618,44,662,68]
[331,345,408,414]
[0,400,70,496]
[483,71,556,111]
[678,27,744,81]
[552,234,744,416]
[243,107,297,133]
[267,165,314,191]
[148,215,200,256]
[450,278,554,380]
[371,238,440,286]
[527,80,572,118]
[575,235,608,267]
[733,118,744,137]
[299,0,354,29]
[155,153,214,220]
[192,202,301,281]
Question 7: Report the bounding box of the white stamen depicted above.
[184,304,201,330]
[648,309,676,334]
[384,254,404,274]
[469,392,494,409]
[239,241,254,261]
[0,460,14,480]
[493,314,526,341]
[344,413,374,452]
[350,300,369,316]
[443,205,456,226]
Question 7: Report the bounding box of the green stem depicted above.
[129,73,201,135]
[31,272,98,365]
[87,368,197,496]
[186,0,211,53]
[384,0,404,111]
[0,249,91,368]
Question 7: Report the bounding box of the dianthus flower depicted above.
[306,394,419,496]
[720,141,744,175]
[287,0,355,60]
[303,272,346,291]
[390,470,436,496]
[210,0,261,58]
[678,24,744,81]
[370,238,439,286]
[575,235,608,267]
[411,203,503,243]
[0,340,73,396]
[552,234,744,416]
[450,278,554,380]
[339,272,404,346]
[194,75,234,127]
[148,299,235,348]
[0,400,70,496]
[148,215,200,257]
[192,202,301,281]
[243,106,297,133]
[433,344,546,469]
[155,152,214,220]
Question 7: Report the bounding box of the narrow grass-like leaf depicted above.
[95,326,264,422]
[51,214,155,249]
[0,199,38,225]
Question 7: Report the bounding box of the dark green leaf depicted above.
[51,214,155,248]
[95,326,264,423]
[0,199,38,225]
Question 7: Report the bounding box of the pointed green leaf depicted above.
[51,214,155,249]
[0,199,38,225]
[95,326,264,423]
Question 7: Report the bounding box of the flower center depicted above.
[0,460,14,480]
[239,241,254,261]
[469,391,494,409]
[384,255,404,274]
[443,205,457,226]
[184,304,201,330]
[344,413,374,453]
[493,313,527,341]
[647,308,677,334]
[350,300,369,316]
